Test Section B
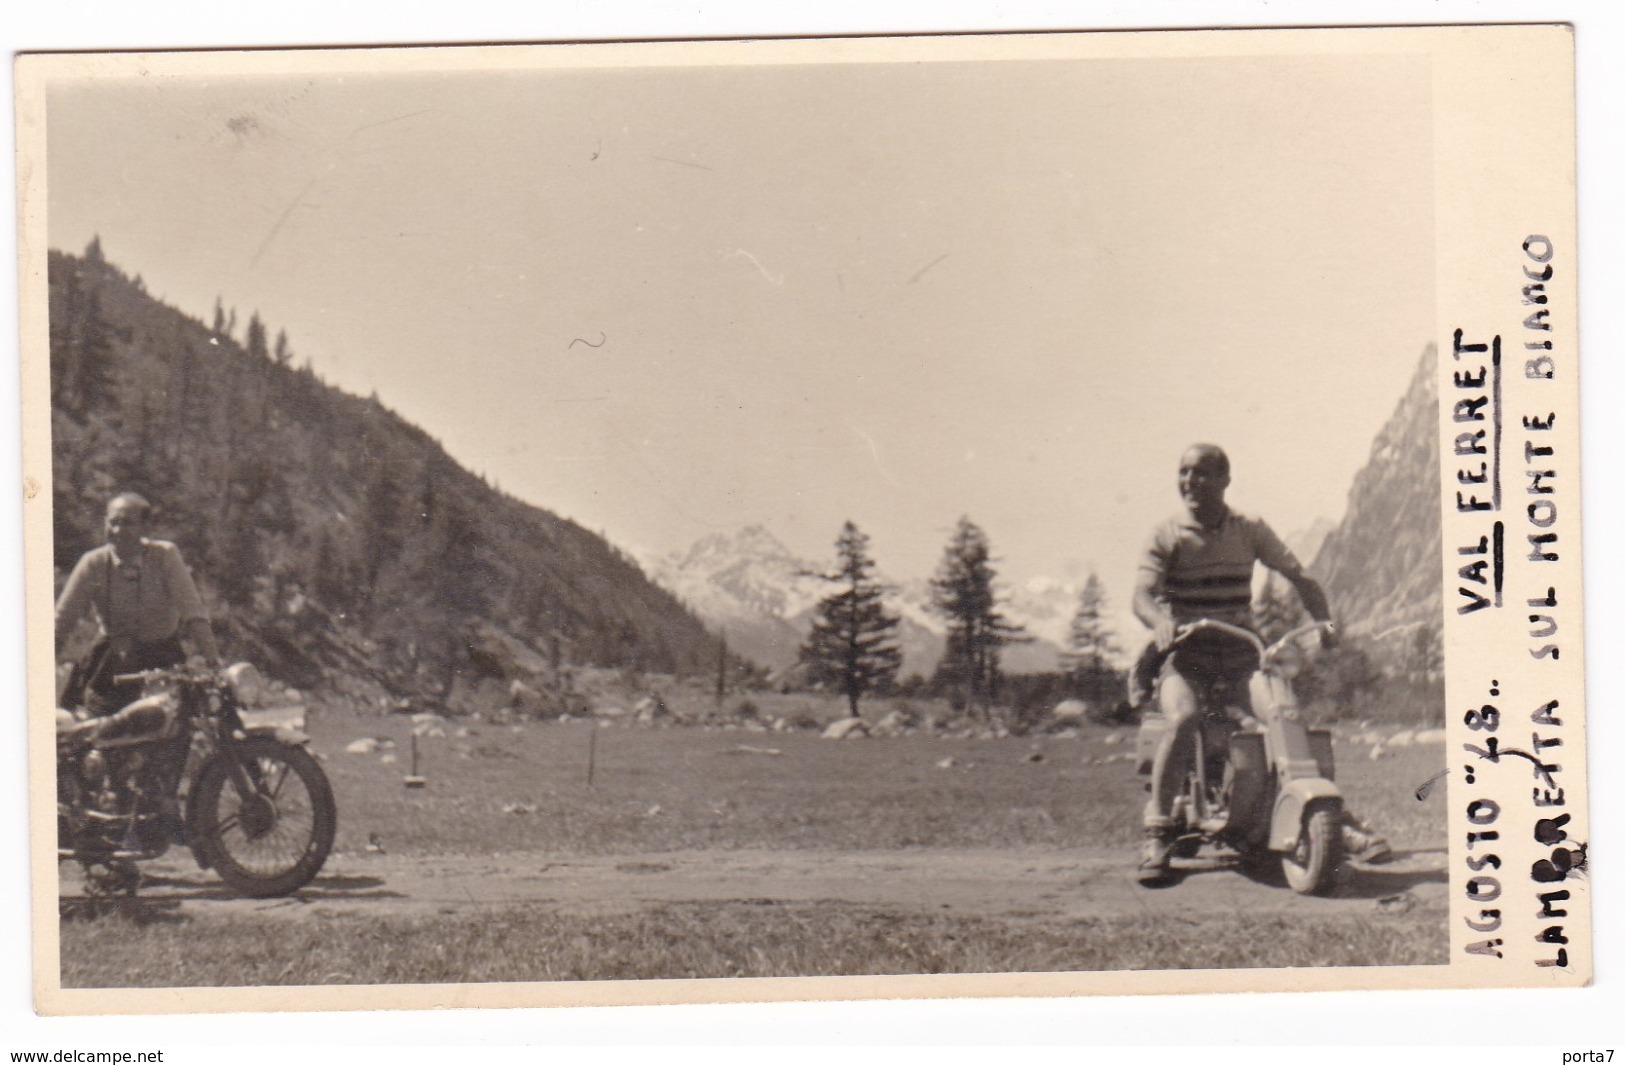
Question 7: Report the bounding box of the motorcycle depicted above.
[1135,619,1343,895]
[56,663,337,899]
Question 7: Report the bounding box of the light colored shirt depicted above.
[55,539,209,647]
[1138,509,1303,627]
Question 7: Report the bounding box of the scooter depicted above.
[1135,619,1343,895]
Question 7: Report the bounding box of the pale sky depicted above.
[46,50,1433,622]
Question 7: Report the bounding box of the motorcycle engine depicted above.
[79,748,107,791]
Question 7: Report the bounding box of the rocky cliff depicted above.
[1310,345,1443,646]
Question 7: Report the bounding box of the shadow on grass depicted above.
[1335,850,1450,900]
[60,896,187,926]
[1160,847,1449,901]
[64,871,403,910]
[144,871,402,903]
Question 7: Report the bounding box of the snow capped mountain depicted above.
[1005,576,1084,649]
[649,524,827,622]
[642,526,1071,675]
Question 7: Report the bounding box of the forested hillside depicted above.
[48,243,722,713]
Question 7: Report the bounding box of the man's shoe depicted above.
[1343,826,1393,864]
[1137,828,1174,884]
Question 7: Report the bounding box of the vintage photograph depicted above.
[17,25,1586,1012]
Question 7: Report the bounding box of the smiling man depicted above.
[55,492,220,712]
[1130,444,1338,884]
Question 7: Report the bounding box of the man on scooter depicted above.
[1133,444,1354,884]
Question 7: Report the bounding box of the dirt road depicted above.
[61,845,1449,923]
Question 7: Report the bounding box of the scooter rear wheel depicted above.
[1281,801,1344,896]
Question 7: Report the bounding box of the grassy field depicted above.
[302,703,1446,860]
[59,695,1450,986]
[60,901,1444,986]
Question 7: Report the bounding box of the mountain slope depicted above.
[1309,345,1442,642]
[48,246,722,712]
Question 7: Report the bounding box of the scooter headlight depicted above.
[1269,644,1309,680]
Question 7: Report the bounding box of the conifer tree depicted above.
[212,297,226,335]
[928,517,1027,715]
[800,521,903,716]
[1063,572,1120,707]
[50,273,116,414]
[273,328,292,366]
[246,312,270,361]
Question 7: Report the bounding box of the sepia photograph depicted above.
[14,20,1588,1016]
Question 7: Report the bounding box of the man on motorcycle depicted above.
[1133,444,1346,883]
[55,492,220,713]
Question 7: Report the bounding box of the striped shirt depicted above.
[1138,509,1303,627]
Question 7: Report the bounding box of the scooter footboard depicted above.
[1270,778,1342,852]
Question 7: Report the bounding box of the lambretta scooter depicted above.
[1135,619,1343,894]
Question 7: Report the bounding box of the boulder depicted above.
[1052,699,1088,724]
[822,717,869,740]
[872,710,911,736]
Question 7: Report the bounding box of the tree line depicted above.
[797,517,1124,721]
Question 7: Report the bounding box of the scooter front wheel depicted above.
[1281,801,1344,896]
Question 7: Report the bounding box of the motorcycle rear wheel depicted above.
[192,737,336,898]
[1281,801,1343,896]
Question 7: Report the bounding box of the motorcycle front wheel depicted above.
[1281,800,1343,896]
[192,737,336,898]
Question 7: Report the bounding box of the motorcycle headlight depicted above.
[223,661,268,707]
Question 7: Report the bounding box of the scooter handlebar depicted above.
[1170,619,1265,656]
[1170,618,1335,668]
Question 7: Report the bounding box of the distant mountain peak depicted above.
[648,525,1071,675]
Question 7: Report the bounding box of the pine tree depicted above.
[1062,572,1120,708]
[246,312,270,361]
[49,258,82,409]
[212,297,226,335]
[273,328,292,366]
[715,631,729,706]
[800,521,903,716]
[76,287,117,410]
[50,264,116,414]
[928,517,1027,716]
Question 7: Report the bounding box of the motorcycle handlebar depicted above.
[110,666,217,686]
